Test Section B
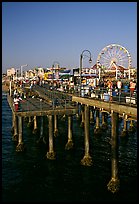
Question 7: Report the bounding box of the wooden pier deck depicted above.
[6,84,137,194]
[31,84,137,120]
[7,94,78,117]
[72,95,137,120]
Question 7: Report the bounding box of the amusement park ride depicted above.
[96,44,132,80]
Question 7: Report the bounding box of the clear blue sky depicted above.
[2,2,137,73]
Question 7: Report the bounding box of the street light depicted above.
[15,68,20,82]
[79,50,92,96]
[52,61,60,68]
[21,64,28,79]
[51,61,60,109]
[52,61,60,80]
[52,61,60,86]
[97,61,101,80]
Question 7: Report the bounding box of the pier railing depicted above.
[9,83,137,115]
[31,84,77,110]
[7,84,77,114]
[37,84,137,107]
[64,86,137,107]
[87,87,137,106]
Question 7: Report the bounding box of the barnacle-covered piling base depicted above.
[16,142,25,152]
[107,178,120,193]
[81,155,92,166]
[46,151,56,160]
[65,140,74,150]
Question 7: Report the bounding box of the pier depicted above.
[7,84,137,194]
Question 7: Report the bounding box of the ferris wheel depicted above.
[97,44,132,72]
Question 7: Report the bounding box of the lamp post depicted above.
[128,68,130,80]
[51,61,60,109]
[52,61,60,89]
[79,50,92,96]
[21,64,28,79]
[16,69,20,81]
[97,61,101,80]
[52,61,60,81]
[9,77,12,96]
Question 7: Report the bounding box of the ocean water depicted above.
[2,93,137,202]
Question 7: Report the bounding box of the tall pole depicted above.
[16,69,20,81]
[9,80,12,96]
[97,61,101,80]
[99,67,101,80]
[80,54,83,97]
[21,66,22,78]
[52,61,60,82]
[116,67,117,80]
[16,69,18,80]
[21,64,28,79]
[129,68,130,80]
[52,61,60,108]
[79,50,92,97]
[20,64,28,88]
[52,65,55,109]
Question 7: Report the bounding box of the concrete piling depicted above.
[65,115,73,150]
[33,116,38,134]
[94,109,101,134]
[121,114,128,137]
[46,115,56,160]
[54,114,58,137]
[12,113,18,141]
[80,105,85,128]
[16,116,24,151]
[107,111,120,193]
[81,105,92,166]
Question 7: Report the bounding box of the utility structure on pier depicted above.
[79,49,92,96]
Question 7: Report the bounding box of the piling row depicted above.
[7,87,137,194]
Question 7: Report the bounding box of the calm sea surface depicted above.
[2,93,137,202]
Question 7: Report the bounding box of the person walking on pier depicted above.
[130,80,136,96]
[108,80,113,101]
[13,95,22,111]
[13,89,18,98]
[117,79,122,94]
[13,96,19,111]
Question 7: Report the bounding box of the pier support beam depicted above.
[121,114,128,137]
[54,114,58,137]
[61,114,66,121]
[40,116,44,137]
[37,116,46,144]
[81,105,92,166]
[94,109,101,134]
[46,115,56,160]
[101,112,107,129]
[27,116,33,128]
[33,116,38,134]
[128,119,136,132]
[24,116,28,123]
[90,107,94,124]
[80,105,85,128]
[65,115,73,150]
[76,113,80,120]
[16,116,24,151]
[107,111,120,193]
[12,113,18,141]
[78,103,82,116]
